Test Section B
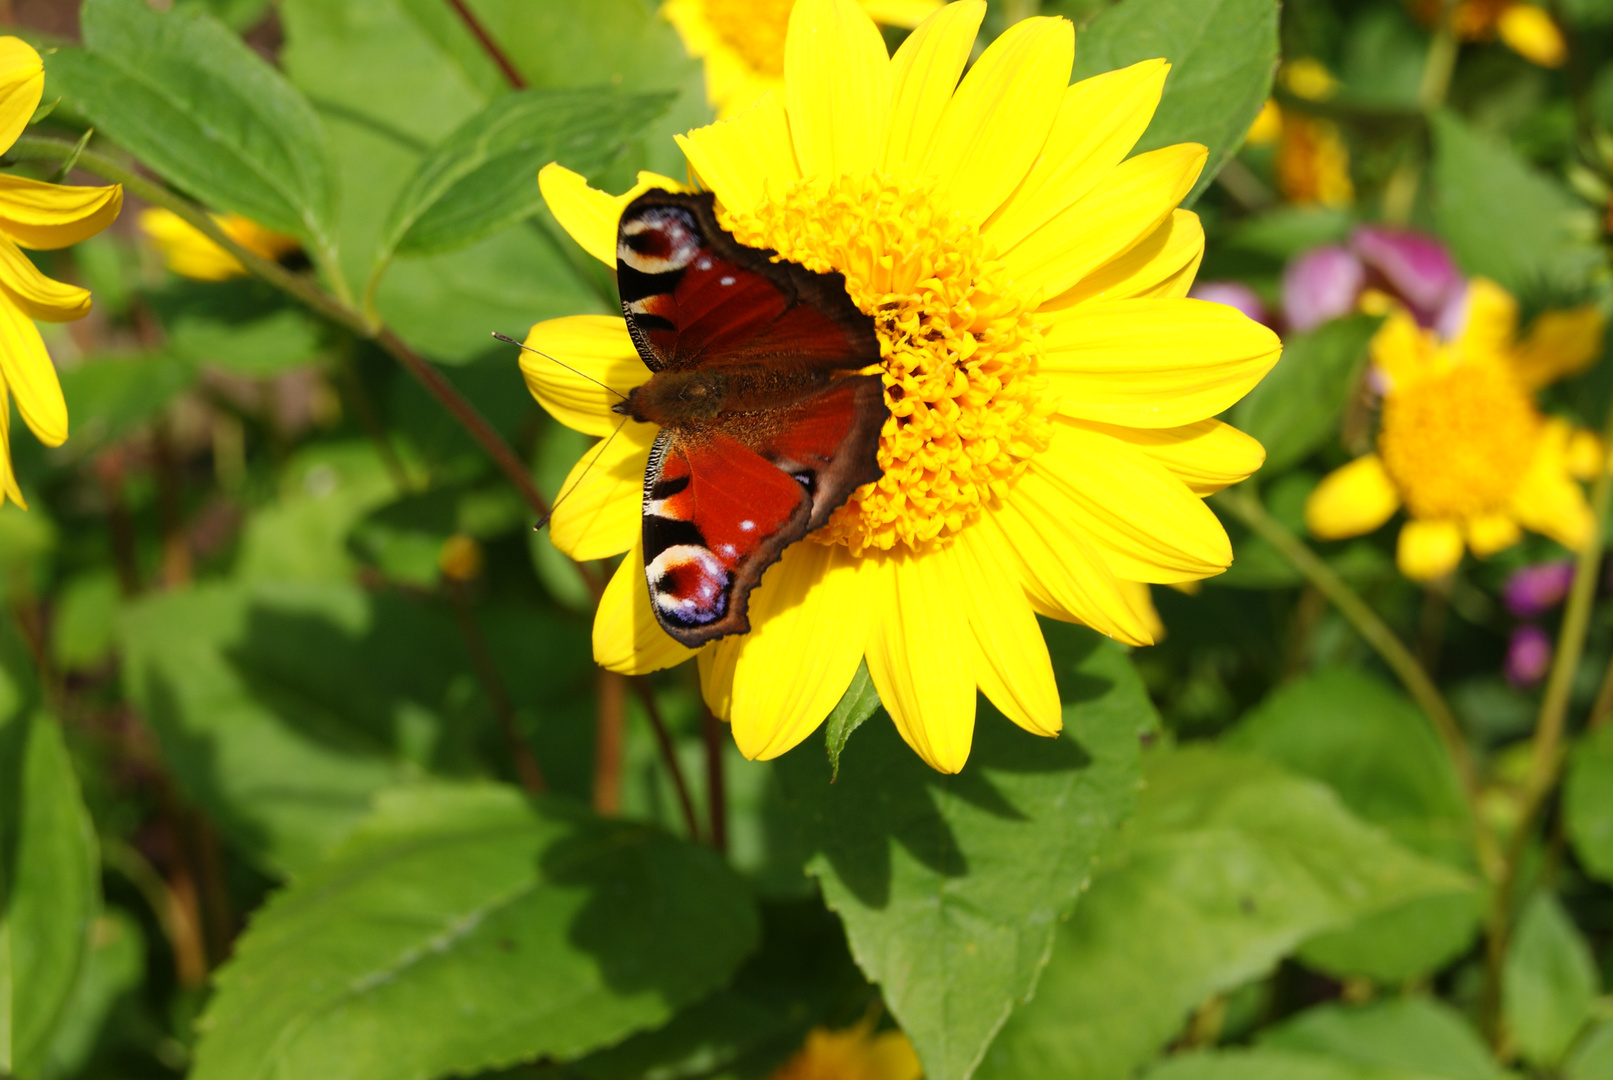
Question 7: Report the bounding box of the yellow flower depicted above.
[0,37,121,507]
[1445,0,1566,67]
[664,0,944,118]
[767,1022,921,1080]
[526,0,1278,772]
[138,207,301,281]
[1305,280,1605,580]
[1244,99,1282,147]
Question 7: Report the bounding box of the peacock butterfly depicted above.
[611,189,887,646]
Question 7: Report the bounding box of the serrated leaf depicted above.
[777,628,1153,1080]
[1230,316,1379,475]
[47,0,337,262]
[1071,0,1279,204]
[825,661,880,782]
[377,87,671,264]
[975,748,1474,1080]
[189,784,760,1080]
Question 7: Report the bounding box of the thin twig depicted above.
[595,670,626,815]
[445,582,546,793]
[629,676,701,841]
[443,0,527,89]
[4,135,608,600]
[702,704,727,854]
[1212,486,1498,875]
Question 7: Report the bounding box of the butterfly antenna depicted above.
[492,331,628,401]
[534,416,631,532]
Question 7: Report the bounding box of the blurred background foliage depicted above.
[2,0,1613,1079]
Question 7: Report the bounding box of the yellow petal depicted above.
[728,542,873,760]
[1370,308,1439,391]
[698,640,739,721]
[1001,143,1205,302]
[785,0,892,178]
[986,59,1169,252]
[1397,519,1464,580]
[1511,305,1605,391]
[1567,429,1607,481]
[882,0,985,173]
[1305,454,1400,540]
[1042,210,1203,309]
[921,15,1073,223]
[536,165,686,268]
[593,537,703,675]
[1465,512,1521,557]
[138,207,245,281]
[1119,580,1165,643]
[522,315,649,436]
[548,425,654,561]
[950,533,1061,737]
[1080,418,1266,495]
[664,0,782,118]
[1511,419,1594,551]
[978,499,1154,646]
[865,553,976,773]
[0,38,43,155]
[0,176,121,251]
[1498,3,1566,66]
[0,295,64,446]
[1028,421,1233,583]
[676,92,799,217]
[1039,298,1281,428]
[1456,278,1518,361]
[0,236,89,321]
[861,0,945,27]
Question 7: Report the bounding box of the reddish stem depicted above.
[443,0,527,89]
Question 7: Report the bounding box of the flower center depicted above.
[703,0,794,77]
[722,172,1052,556]
[1377,360,1541,521]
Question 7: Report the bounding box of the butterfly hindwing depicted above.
[642,374,886,645]
[617,190,879,374]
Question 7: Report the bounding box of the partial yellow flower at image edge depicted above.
[138,207,300,282]
[1306,279,1605,580]
[527,0,1280,773]
[767,1020,921,1080]
[0,36,122,508]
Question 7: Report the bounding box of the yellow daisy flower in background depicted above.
[664,0,944,118]
[1267,59,1354,208]
[526,0,1279,773]
[0,37,121,507]
[767,1021,922,1080]
[138,207,301,281]
[1305,279,1606,580]
[1442,0,1567,67]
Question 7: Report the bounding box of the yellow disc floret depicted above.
[1377,360,1541,521]
[722,172,1052,555]
[703,0,794,77]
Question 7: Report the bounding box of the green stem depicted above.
[7,134,607,600]
[1212,486,1498,876]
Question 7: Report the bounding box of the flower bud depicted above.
[1505,624,1553,687]
[1502,560,1574,619]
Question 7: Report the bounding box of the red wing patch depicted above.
[617,191,879,374]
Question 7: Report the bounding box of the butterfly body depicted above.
[614,190,886,646]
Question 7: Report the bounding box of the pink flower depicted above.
[1503,560,1575,619]
[1282,245,1364,332]
[1506,624,1553,687]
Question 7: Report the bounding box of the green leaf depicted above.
[1226,668,1482,981]
[1230,316,1379,475]
[38,909,145,1080]
[190,784,759,1080]
[1565,725,1613,886]
[1259,998,1505,1080]
[824,661,880,782]
[1503,891,1599,1068]
[1430,111,1604,295]
[1567,1021,1613,1080]
[975,748,1474,1080]
[58,353,199,457]
[233,442,400,584]
[167,309,326,379]
[777,629,1154,1080]
[1145,1048,1410,1080]
[1,708,100,1080]
[49,570,122,672]
[47,0,337,259]
[377,87,671,264]
[1071,0,1279,204]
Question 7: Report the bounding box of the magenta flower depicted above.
[1281,226,1466,335]
[1506,624,1553,687]
[1188,281,1270,326]
[1282,245,1364,332]
[1503,560,1575,619]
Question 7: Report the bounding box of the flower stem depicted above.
[443,0,527,89]
[1212,486,1498,875]
[630,676,702,842]
[1480,387,1613,1042]
[702,704,728,854]
[6,134,607,600]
